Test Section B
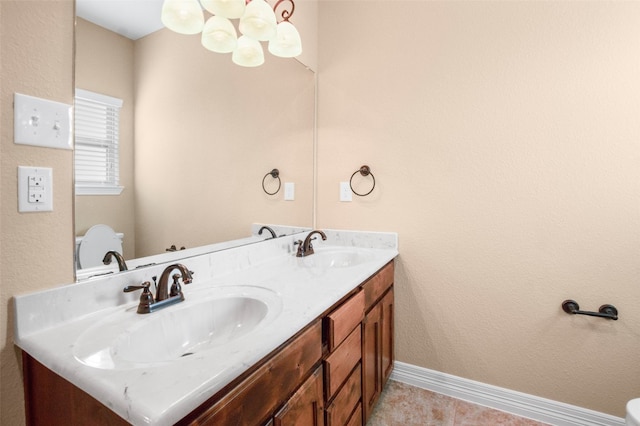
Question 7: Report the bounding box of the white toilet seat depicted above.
[78,224,123,269]
[627,398,640,426]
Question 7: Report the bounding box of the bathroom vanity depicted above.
[15,230,398,426]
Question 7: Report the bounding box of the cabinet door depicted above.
[362,301,382,423]
[362,287,395,423]
[274,366,324,426]
[381,287,394,385]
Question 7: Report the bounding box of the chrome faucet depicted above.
[258,226,277,239]
[296,230,327,257]
[103,250,128,271]
[123,263,193,314]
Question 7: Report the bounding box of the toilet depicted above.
[628,398,640,426]
[76,224,124,269]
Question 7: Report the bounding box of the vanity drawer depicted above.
[326,290,364,352]
[325,363,362,426]
[191,320,322,425]
[362,261,394,311]
[324,324,361,399]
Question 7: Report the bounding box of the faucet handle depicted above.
[123,282,150,293]
[294,240,304,256]
[124,282,155,314]
[170,273,183,297]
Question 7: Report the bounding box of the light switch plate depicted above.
[18,166,53,212]
[284,182,295,201]
[340,182,352,202]
[14,93,72,150]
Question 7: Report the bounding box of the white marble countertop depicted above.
[14,229,398,426]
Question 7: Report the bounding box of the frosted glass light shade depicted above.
[202,16,237,53]
[161,0,205,35]
[268,21,302,58]
[201,0,246,19]
[239,0,277,41]
[232,35,265,67]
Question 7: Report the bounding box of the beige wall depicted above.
[2,0,639,424]
[133,29,315,257]
[317,0,640,417]
[1,1,75,424]
[75,18,136,260]
[77,20,314,260]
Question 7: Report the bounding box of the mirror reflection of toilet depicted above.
[76,224,124,269]
[628,399,640,426]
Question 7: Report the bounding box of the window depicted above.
[74,89,124,195]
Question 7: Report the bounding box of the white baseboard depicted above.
[390,361,625,426]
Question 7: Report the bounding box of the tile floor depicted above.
[367,380,550,426]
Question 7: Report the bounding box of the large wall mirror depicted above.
[74,0,315,277]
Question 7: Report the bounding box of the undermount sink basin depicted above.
[73,285,282,370]
[298,247,375,269]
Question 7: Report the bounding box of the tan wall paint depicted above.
[1,1,75,424]
[133,29,315,257]
[2,0,639,424]
[75,18,136,260]
[317,1,640,417]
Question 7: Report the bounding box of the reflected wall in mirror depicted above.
[74,10,315,273]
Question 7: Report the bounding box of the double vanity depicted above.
[14,229,398,425]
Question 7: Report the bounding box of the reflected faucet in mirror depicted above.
[296,230,327,257]
[258,226,277,239]
[123,263,193,314]
[103,251,128,271]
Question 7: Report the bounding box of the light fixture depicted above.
[232,35,265,67]
[161,0,302,67]
[268,20,301,58]
[201,16,237,53]
[201,0,246,19]
[161,0,205,35]
[239,0,277,41]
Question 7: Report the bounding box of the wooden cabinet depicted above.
[323,290,364,426]
[273,366,324,426]
[22,261,395,426]
[362,262,395,423]
[325,364,361,426]
[325,291,364,352]
[22,353,129,426]
[184,320,322,425]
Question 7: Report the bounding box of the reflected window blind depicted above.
[74,89,123,195]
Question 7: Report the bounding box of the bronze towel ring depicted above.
[350,165,376,196]
[262,169,281,195]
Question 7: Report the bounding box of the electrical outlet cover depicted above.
[18,166,53,212]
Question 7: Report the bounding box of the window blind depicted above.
[74,89,124,195]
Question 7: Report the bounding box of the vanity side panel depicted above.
[187,320,322,426]
[22,353,129,426]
